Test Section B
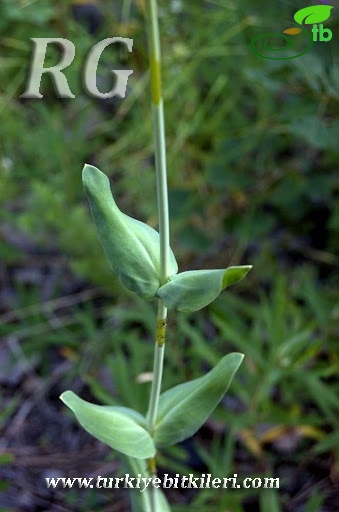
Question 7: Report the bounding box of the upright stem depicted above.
[147,301,167,430]
[145,0,170,284]
[144,1,169,498]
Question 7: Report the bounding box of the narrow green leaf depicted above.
[260,486,282,512]
[82,164,178,299]
[314,430,339,454]
[294,5,333,25]
[154,353,244,447]
[157,266,252,312]
[60,391,155,459]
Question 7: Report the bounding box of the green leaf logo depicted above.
[294,5,333,25]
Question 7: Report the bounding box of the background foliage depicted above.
[0,1,338,511]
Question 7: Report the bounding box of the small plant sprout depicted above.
[60,1,252,510]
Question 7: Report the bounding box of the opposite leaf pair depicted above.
[83,164,251,312]
[60,352,243,457]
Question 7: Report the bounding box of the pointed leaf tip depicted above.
[157,265,252,312]
[154,352,244,447]
[222,265,252,288]
[60,391,155,459]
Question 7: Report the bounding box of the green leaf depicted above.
[294,5,333,25]
[154,353,243,447]
[82,164,178,299]
[260,486,282,512]
[314,430,339,454]
[60,391,155,459]
[157,266,252,312]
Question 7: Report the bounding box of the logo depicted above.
[250,4,334,60]
[20,37,133,99]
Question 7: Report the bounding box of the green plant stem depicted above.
[145,0,169,430]
[145,0,170,283]
[147,300,167,431]
[144,1,169,508]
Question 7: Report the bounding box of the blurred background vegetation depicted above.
[0,1,338,511]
